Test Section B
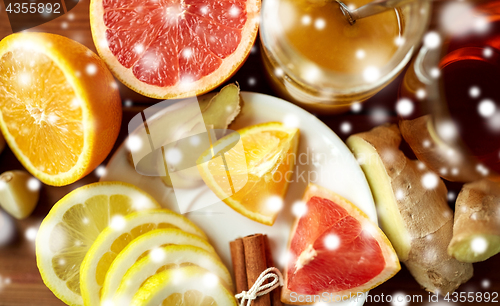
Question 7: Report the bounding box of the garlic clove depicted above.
[0,170,40,219]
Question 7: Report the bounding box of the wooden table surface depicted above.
[0,1,499,305]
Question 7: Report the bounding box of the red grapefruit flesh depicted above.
[90,0,260,98]
[282,184,400,304]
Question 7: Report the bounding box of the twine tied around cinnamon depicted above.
[235,267,284,306]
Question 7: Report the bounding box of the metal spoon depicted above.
[336,0,416,25]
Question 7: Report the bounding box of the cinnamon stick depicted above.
[264,235,283,306]
[242,234,271,306]
[230,238,248,294]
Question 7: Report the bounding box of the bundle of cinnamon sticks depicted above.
[230,234,283,306]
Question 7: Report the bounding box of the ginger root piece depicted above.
[159,83,242,188]
[399,115,483,183]
[448,179,500,263]
[347,124,473,294]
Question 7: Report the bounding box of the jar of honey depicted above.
[260,0,432,114]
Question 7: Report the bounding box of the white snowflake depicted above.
[436,120,458,141]
[416,89,426,100]
[134,44,145,54]
[394,37,405,46]
[229,5,240,17]
[127,135,143,153]
[18,73,31,86]
[203,273,219,288]
[0,212,15,247]
[391,292,409,306]
[370,108,389,124]
[109,215,126,231]
[471,236,488,254]
[424,32,441,49]
[266,196,283,212]
[363,66,380,83]
[421,172,439,189]
[356,49,366,59]
[324,234,340,250]
[469,86,481,98]
[25,227,38,241]
[95,165,107,177]
[124,99,133,107]
[447,191,456,201]
[482,279,491,289]
[301,15,312,26]
[484,47,494,58]
[340,122,352,134]
[149,248,166,263]
[291,201,307,217]
[283,113,300,128]
[86,64,97,76]
[395,189,404,200]
[478,99,496,118]
[165,147,182,165]
[396,99,414,116]
[351,102,362,113]
[314,18,326,30]
[27,178,41,191]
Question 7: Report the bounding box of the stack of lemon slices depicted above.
[35,181,236,306]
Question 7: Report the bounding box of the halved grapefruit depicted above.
[90,0,260,99]
[281,184,400,304]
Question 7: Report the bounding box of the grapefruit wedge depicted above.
[282,184,400,304]
[90,0,260,99]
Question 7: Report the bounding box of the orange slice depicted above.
[282,184,400,304]
[198,122,299,225]
[90,0,260,99]
[0,33,122,186]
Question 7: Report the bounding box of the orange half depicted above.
[0,33,121,186]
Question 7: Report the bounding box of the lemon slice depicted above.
[35,182,160,306]
[80,209,207,306]
[198,122,299,225]
[112,245,234,306]
[101,228,218,303]
[130,266,237,306]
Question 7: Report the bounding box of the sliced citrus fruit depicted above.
[80,209,207,306]
[90,0,260,99]
[35,182,159,306]
[198,122,299,225]
[129,266,237,306]
[113,245,234,306]
[281,184,400,304]
[0,33,121,186]
[101,228,219,303]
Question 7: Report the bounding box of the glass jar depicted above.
[260,0,432,114]
[399,1,500,182]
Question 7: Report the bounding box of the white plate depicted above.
[102,92,376,306]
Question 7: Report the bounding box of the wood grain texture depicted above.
[0,1,499,305]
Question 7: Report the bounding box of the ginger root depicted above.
[399,115,483,183]
[448,179,500,263]
[347,124,472,294]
